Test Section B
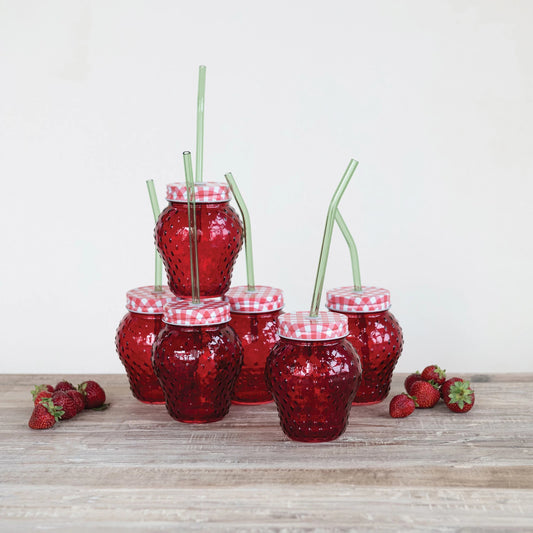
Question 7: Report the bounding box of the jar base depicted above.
[352,399,385,406]
[173,415,226,424]
[137,400,166,405]
[284,433,345,443]
[232,399,274,406]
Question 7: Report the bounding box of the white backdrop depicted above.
[1,0,532,373]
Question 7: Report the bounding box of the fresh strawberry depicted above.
[404,372,423,394]
[440,377,464,399]
[389,394,418,418]
[444,380,475,413]
[54,380,75,392]
[31,385,53,405]
[51,391,78,420]
[421,365,446,386]
[28,398,64,430]
[78,380,106,409]
[410,380,440,408]
[66,389,85,414]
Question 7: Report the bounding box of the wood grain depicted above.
[1,373,532,531]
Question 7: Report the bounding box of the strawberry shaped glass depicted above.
[225,286,284,404]
[152,300,243,423]
[327,286,403,405]
[265,312,361,442]
[115,286,176,404]
[155,182,244,298]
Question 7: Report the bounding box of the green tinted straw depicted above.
[195,65,206,183]
[335,209,362,291]
[224,172,255,291]
[145,179,163,291]
[183,151,201,303]
[310,159,359,317]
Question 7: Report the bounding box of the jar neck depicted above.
[169,201,229,209]
[230,309,281,318]
[163,322,229,332]
[128,310,163,319]
[279,337,347,347]
[329,308,389,319]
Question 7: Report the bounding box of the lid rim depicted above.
[277,311,349,341]
[278,333,348,342]
[326,304,391,313]
[225,285,285,314]
[166,181,230,203]
[126,307,165,315]
[163,300,231,326]
[229,306,284,314]
[163,319,230,326]
[125,285,176,315]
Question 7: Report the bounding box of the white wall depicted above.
[1,0,532,373]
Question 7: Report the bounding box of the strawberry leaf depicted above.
[91,403,110,411]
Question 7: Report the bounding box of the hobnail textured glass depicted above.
[265,338,361,442]
[152,323,243,423]
[155,202,243,298]
[337,310,403,405]
[116,312,165,404]
[230,310,281,404]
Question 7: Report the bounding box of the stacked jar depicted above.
[326,286,403,405]
[224,286,284,404]
[152,300,243,423]
[115,286,176,404]
[155,182,243,298]
[266,311,362,442]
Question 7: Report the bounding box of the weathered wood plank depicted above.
[1,373,532,531]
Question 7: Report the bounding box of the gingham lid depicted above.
[225,285,284,313]
[163,300,231,326]
[326,286,391,313]
[166,182,230,203]
[278,311,349,341]
[126,286,177,314]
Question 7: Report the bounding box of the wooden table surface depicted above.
[1,373,532,532]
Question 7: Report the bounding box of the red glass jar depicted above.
[155,182,244,298]
[265,312,361,442]
[152,300,243,423]
[327,286,403,405]
[225,286,284,404]
[115,286,176,404]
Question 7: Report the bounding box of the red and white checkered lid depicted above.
[326,286,391,313]
[126,286,177,314]
[163,300,231,326]
[166,182,230,203]
[278,311,349,341]
[225,286,284,313]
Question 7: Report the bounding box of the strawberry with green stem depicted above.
[78,380,107,409]
[440,377,464,399]
[421,365,446,386]
[31,385,53,405]
[444,380,475,413]
[28,398,64,430]
[410,380,440,408]
[389,394,418,418]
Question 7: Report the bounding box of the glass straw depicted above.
[195,65,206,183]
[335,209,362,291]
[145,179,163,292]
[183,151,201,303]
[309,159,359,317]
[224,172,255,291]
